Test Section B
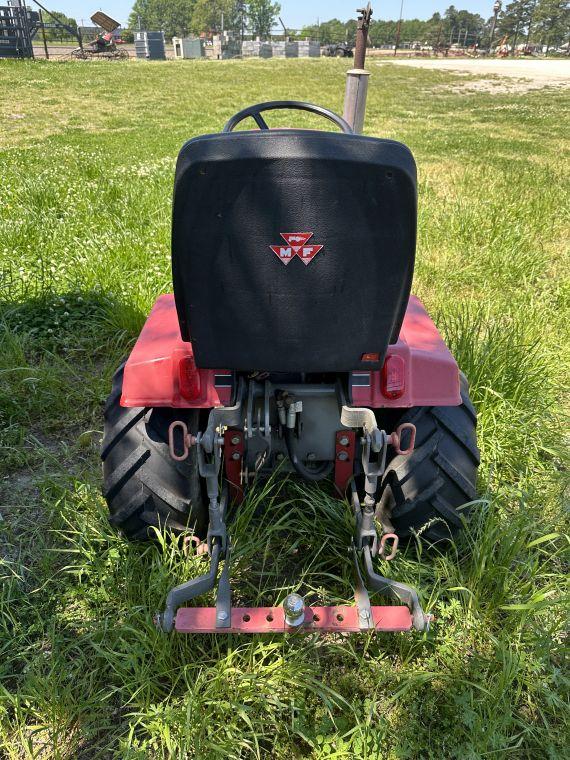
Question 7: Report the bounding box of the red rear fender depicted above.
[121,294,460,409]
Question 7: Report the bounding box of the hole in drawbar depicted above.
[266,614,273,622]
[313,614,320,622]
[336,613,344,622]
[242,614,251,622]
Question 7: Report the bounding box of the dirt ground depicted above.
[378,58,570,92]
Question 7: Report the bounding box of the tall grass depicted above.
[0,60,568,758]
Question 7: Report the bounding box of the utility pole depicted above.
[394,0,404,56]
[488,0,501,55]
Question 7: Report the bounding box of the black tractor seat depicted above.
[171,128,417,372]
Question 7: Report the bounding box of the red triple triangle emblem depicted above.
[269,232,324,266]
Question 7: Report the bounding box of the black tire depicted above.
[101,364,207,540]
[378,374,480,543]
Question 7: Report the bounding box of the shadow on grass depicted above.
[1,289,147,350]
[0,290,148,473]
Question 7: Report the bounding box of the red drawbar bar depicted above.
[175,605,413,633]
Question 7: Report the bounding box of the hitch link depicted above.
[158,388,426,634]
[379,532,399,561]
[388,423,416,456]
[168,420,197,461]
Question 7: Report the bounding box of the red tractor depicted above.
[102,100,479,635]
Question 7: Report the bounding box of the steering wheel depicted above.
[222,100,354,135]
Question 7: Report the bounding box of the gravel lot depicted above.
[378,58,570,90]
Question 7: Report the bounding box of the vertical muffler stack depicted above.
[343,3,373,134]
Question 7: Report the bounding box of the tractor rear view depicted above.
[102,6,479,636]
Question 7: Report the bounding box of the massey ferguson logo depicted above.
[269,232,324,266]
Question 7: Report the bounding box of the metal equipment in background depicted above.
[135,30,166,60]
[322,42,354,58]
[89,10,118,32]
[343,3,373,134]
[70,10,129,60]
[172,36,205,59]
[0,0,82,59]
[0,2,36,58]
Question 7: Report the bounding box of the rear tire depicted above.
[378,374,480,543]
[101,364,207,540]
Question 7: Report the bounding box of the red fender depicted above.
[121,294,460,409]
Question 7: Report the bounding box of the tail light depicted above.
[381,354,405,400]
[178,356,202,401]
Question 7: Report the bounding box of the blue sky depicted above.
[52,1,493,28]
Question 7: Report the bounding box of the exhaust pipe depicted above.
[343,3,373,134]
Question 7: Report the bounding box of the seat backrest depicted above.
[172,129,416,372]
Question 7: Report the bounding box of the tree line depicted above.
[306,2,568,50]
[497,1,568,52]
[128,0,280,40]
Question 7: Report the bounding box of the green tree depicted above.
[300,6,495,49]
[368,20,398,46]
[425,12,445,47]
[534,0,569,49]
[443,5,485,45]
[313,19,346,44]
[344,19,357,43]
[191,0,241,34]
[498,0,537,52]
[248,0,280,39]
[42,11,77,42]
[128,0,196,39]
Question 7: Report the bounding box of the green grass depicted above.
[0,58,568,758]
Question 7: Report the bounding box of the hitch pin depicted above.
[168,420,197,461]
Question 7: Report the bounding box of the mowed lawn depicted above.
[0,58,568,758]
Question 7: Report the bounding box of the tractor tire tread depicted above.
[100,407,147,460]
[379,374,479,543]
[101,365,206,540]
[103,444,151,501]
